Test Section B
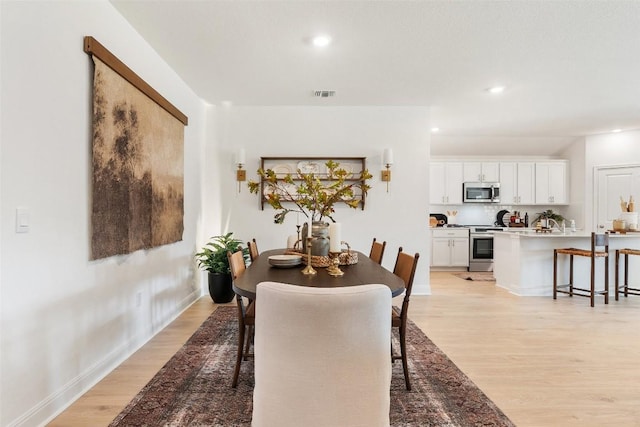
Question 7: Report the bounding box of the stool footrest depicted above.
[556,285,608,296]
[616,287,640,296]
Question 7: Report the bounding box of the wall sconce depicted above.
[236,148,246,193]
[381,148,393,192]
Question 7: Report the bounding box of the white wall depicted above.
[0,2,207,426]
[213,106,431,294]
[583,130,640,230]
[560,137,586,229]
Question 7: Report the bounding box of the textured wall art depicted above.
[89,55,185,259]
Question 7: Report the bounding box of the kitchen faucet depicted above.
[546,218,564,231]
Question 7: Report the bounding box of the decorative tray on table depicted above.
[284,248,358,268]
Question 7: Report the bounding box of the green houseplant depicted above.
[531,209,566,227]
[195,233,247,303]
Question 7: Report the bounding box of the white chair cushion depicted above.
[252,281,392,427]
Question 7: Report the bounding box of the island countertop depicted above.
[497,228,640,238]
[493,230,640,296]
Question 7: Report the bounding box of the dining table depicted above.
[232,249,406,299]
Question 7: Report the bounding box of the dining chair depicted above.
[553,232,609,307]
[391,247,420,390]
[369,237,387,265]
[248,238,259,262]
[252,281,391,427]
[227,249,254,388]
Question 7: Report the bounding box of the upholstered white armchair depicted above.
[252,281,392,427]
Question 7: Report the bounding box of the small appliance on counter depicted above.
[429,213,448,227]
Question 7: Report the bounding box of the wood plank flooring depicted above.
[49,273,640,426]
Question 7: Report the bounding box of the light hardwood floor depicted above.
[49,273,640,426]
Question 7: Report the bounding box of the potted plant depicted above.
[532,209,566,228]
[195,232,248,303]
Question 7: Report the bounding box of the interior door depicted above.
[596,166,640,230]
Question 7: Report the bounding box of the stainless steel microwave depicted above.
[463,182,500,203]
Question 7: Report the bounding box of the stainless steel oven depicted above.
[469,227,503,272]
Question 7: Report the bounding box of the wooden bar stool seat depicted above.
[553,232,609,307]
[615,248,640,300]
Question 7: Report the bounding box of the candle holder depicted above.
[327,251,344,277]
[301,236,317,275]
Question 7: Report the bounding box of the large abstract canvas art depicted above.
[90,56,185,260]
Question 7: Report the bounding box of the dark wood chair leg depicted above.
[243,325,253,361]
[604,253,609,304]
[569,254,574,296]
[615,250,620,301]
[590,255,595,307]
[399,324,411,391]
[232,322,245,388]
[553,250,558,299]
[625,253,629,297]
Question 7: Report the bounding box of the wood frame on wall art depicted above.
[83,36,188,126]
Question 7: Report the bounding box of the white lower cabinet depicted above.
[431,228,469,268]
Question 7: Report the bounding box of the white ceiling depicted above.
[110,0,640,156]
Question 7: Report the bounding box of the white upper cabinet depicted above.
[430,162,463,205]
[499,162,535,205]
[463,162,500,182]
[432,159,568,206]
[535,161,568,204]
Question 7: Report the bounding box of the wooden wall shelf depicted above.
[257,157,367,211]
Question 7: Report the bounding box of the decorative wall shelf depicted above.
[256,157,368,211]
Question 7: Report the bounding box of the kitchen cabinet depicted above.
[430,162,463,205]
[535,161,568,204]
[499,162,535,205]
[431,228,469,267]
[463,162,500,182]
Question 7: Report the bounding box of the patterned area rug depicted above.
[110,306,514,426]
[453,272,496,281]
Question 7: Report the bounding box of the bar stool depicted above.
[615,248,640,300]
[553,232,609,307]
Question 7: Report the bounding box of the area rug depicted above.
[110,306,514,426]
[453,272,496,281]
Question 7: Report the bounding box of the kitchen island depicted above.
[494,229,640,296]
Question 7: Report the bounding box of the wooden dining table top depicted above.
[232,249,406,299]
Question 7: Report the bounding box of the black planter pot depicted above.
[208,272,234,303]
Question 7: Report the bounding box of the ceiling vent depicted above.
[313,90,336,98]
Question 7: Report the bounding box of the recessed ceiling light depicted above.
[312,35,331,47]
[612,129,622,133]
[431,127,440,133]
[487,86,505,94]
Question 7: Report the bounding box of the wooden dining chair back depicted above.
[553,232,609,307]
[391,247,420,390]
[252,281,392,427]
[227,249,254,388]
[369,238,387,265]
[248,238,259,262]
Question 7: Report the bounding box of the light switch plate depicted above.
[16,207,30,233]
